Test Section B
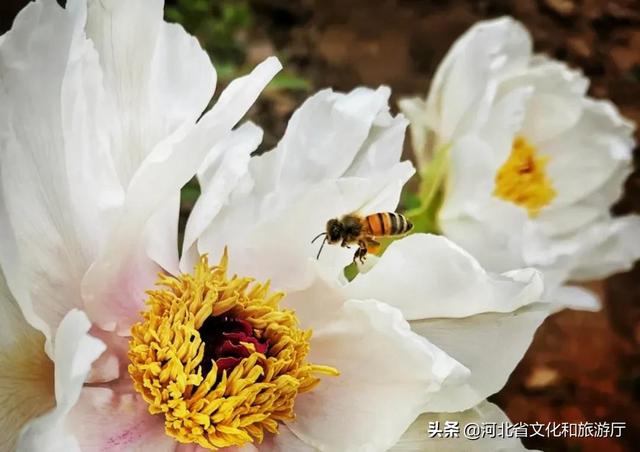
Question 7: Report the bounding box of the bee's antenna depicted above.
[315,236,328,260]
[311,232,326,244]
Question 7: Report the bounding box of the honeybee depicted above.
[312,212,413,263]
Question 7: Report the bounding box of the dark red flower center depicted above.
[198,316,269,376]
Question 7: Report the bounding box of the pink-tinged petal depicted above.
[178,430,313,452]
[68,387,175,452]
[259,425,313,452]
[84,0,219,279]
[85,327,130,384]
[82,57,281,334]
[176,443,258,452]
[82,241,161,333]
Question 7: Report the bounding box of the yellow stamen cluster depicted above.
[128,251,338,450]
[494,136,556,217]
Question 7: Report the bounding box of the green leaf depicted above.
[181,178,201,206]
[343,262,359,282]
[193,0,209,14]
[268,72,312,92]
[405,143,451,234]
[222,2,252,27]
[400,190,422,211]
[165,8,183,23]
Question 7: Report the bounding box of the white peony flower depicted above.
[0,2,547,450]
[186,86,550,450]
[0,0,279,449]
[399,17,640,309]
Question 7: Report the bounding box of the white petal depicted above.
[439,135,497,219]
[82,0,249,282]
[145,193,181,276]
[85,0,216,184]
[256,87,394,192]
[504,59,588,143]
[193,84,412,289]
[18,310,105,452]
[557,165,632,235]
[61,2,125,248]
[198,56,282,132]
[411,303,549,412]
[542,98,635,209]
[343,107,408,178]
[82,0,221,283]
[288,298,467,451]
[392,401,532,451]
[0,271,54,451]
[552,285,600,311]
[82,58,281,333]
[532,107,632,237]
[198,162,413,292]
[523,214,640,275]
[0,181,52,348]
[248,86,405,197]
[479,86,532,164]
[181,122,263,269]
[531,204,602,237]
[440,206,528,274]
[343,234,544,320]
[398,96,433,168]
[425,17,532,142]
[568,215,640,280]
[0,0,120,342]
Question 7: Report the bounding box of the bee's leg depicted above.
[352,249,360,264]
[352,248,367,264]
[355,241,368,264]
[341,239,351,249]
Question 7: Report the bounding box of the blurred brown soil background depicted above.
[2,1,640,451]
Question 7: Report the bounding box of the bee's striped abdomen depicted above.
[365,212,413,237]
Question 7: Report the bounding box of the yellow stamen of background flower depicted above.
[493,136,556,217]
[128,251,338,450]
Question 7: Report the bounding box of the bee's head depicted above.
[326,219,343,244]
